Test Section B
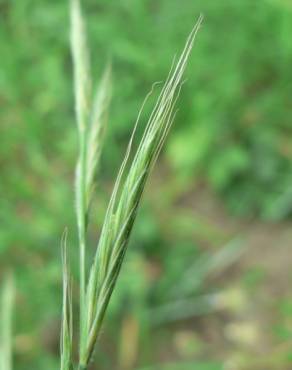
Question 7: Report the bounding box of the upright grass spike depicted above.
[0,274,15,370]
[79,14,203,369]
[60,230,73,370]
[70,0,91,348]
[70,0,111,356]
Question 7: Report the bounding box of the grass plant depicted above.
[61,1,202,369]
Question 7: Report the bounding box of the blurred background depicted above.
[1,0,292,369]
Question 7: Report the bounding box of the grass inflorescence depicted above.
[61,1,202,369]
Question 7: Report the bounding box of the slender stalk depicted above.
[77,128,88,348]
[60,231,73,370]
[0,274,14,370]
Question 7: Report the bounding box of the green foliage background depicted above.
[0,0,292,369]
